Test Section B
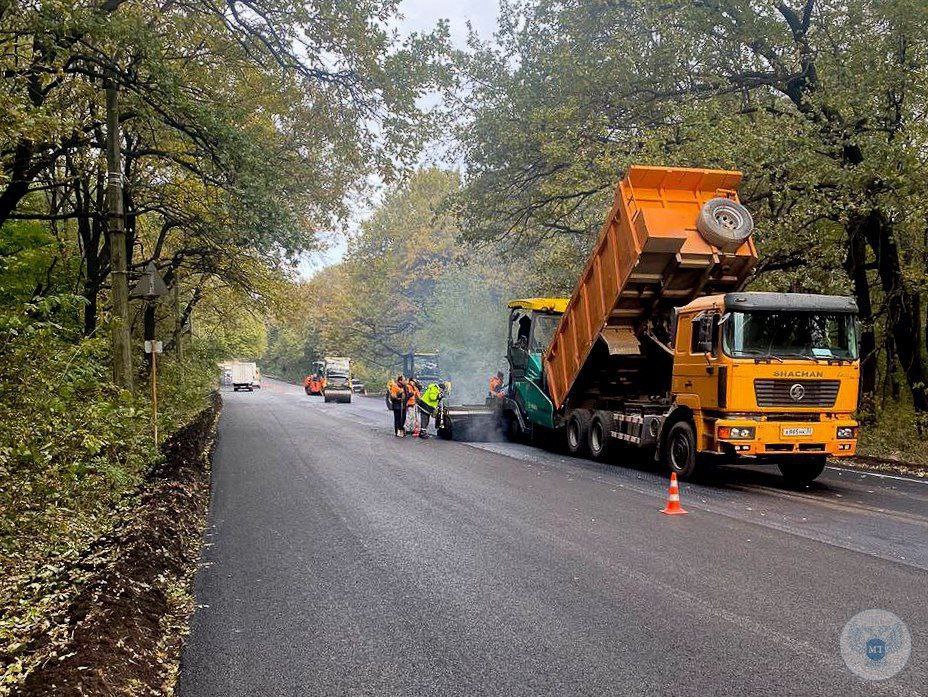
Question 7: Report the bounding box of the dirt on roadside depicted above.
[10,393,221,696]
[837,453,927,479]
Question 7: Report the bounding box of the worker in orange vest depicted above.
[489,371,506,399]
[405,379,421,434]
[387,375,408,437]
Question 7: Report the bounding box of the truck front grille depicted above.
[754,379,840,408]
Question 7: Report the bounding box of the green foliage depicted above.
[0,325,153,582]
[0,1,448,688]
[859,400,928,466]
[262,321,321,383]
[152,346,222,437]
[427,265,513,401]
[446,0,928,438]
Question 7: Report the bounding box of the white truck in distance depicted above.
[227,362,259,392]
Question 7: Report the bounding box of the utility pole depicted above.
[106,71,133,390]
[150,340,160,444]
[134,263,168,445]
[173,270,184,362]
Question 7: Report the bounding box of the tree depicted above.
[451,0,928,422]
[0,0,447,352]
[320,168,463,366]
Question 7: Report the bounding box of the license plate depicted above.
[782,427,813,437]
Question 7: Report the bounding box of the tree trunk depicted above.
[862,211,927,415]
[83,283,99,336]
[844,217,877,407]
[75,167,107,337]
[0,141,36,229]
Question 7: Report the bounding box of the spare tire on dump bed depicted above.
[697,197,754,252]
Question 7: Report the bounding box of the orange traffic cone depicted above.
[661,472,688,516]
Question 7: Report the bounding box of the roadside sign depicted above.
[144,340,163,354]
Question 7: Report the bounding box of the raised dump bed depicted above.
[543,166,758,409]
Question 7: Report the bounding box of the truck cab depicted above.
[669,292,859,479]
[403,352,443,386]
[499,292,859,483]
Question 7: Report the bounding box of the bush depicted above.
[0,327,153,582]
[858,398,928,466]
[0,310,218,598]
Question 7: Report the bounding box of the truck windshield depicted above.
[531,313,562,353]
[724,311,858,360]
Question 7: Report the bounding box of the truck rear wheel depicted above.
[588,411,612,461]
[778,456,826,485]
[566,409,592,456]
[664,421,697,479]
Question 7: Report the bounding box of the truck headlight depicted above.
[718,426,755,440]
[836,426,858,439]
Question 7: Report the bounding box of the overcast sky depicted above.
[299,0,501,277]
[396,0,499,46]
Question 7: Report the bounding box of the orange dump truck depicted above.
[489,165,860,482]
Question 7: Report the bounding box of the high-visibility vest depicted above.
[489,375,503,395]
[418,383,441,410]
[387,380,405,401]
[406,383,420,407]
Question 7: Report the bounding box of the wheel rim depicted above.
[591,422,603,454]
[568,420,580,448]
[670,430,691,471]
[713,205,744,230]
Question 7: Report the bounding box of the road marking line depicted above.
[827,466,928,485]
[725,483,928,528]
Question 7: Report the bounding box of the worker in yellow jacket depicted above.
[415,382,445,439]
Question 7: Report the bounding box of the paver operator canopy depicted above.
[543,166,758,409]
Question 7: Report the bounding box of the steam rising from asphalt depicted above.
[429,266,512,404]
[419,263,523,442]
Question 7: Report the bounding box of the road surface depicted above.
[178,379,926,696]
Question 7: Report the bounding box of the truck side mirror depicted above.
[692,314,715,354]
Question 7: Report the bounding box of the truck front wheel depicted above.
[778,456,826,485]
[664,421,697,479]
[566,409,592,456]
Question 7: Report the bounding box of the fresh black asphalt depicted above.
[177,379,927,696]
